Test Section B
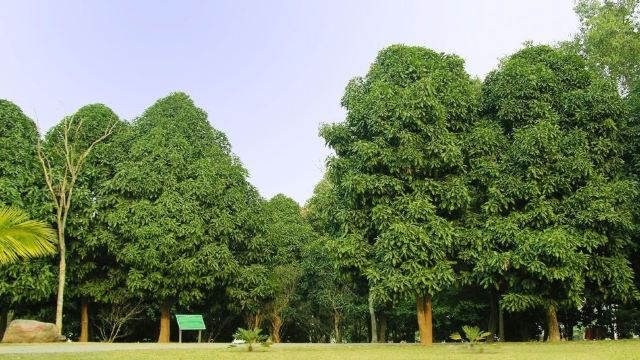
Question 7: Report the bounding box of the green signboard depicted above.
[176,314,206,343]
[176,314,206,330]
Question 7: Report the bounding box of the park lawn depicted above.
[1,341,640,360]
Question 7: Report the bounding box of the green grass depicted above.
[1,341,640,360]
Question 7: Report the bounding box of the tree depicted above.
[0,207,56,264]
[457,117,508,341]
[572,0,640,97]
[228,194,310,342]
[106,92,258,342]
[304,178,364,343]
[571,1,640,337]
[52,104,128,342]
[477,45,638,341]
[265,264,302,343]
[37,105,117,333]
[299,236,358,343]
[320,45,479,345]
[0,99,57,335]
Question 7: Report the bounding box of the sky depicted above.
[0,0,579,205]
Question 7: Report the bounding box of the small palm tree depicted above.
[0,207,57,264]
[450,325,491,347]
[232,327,271,352]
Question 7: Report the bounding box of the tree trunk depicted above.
[416,293,433,345]
[333,310,342,343]
[498,305,505,342]
[0,306,8,340]
[247,312,262,330]
[488,290,498,343]
[158,298,172,343]
[546,306,560,342]
[368,293,378,343]
[271,314,283,343]
[79,299,89,342]
[378,313,387,343]
[565,319,575,341]
[54,222,66,335]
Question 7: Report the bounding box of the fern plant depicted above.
[232,327,271,352]
[450,325,491,347]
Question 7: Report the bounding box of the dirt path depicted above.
[0,342,230,354]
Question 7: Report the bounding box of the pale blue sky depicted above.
[1,1,578,204]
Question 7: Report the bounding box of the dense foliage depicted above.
[2,2,640,343]
[320,45,479,344]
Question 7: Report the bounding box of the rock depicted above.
[2,320,66,343]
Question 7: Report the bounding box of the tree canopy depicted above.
[321,44,480,344]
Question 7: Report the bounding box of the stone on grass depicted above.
[2,320,66,343]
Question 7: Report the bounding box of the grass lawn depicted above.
[1,341,640,360]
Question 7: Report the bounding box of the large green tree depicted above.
[570,1,640,337]
[474,45,637,341]
[105,92,259,342]
[0,100,57,335]
[321,45,479,345]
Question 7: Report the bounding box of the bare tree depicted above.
[36,115,116,334]
[95,301,145,342]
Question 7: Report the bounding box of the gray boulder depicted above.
[2,320,66,343]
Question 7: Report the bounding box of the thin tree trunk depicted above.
[55,223,65,335]
[79,299,89,342]
[416,293,433,345]
[564,320,574,341]
[271,314,283,343]
[158,298,172,343]
[334,310,342,343]
[546,306,560,342]
[0,306,9,340]
[488,290,498,343]
[565,319,575,341]
[378,313,387,343]
[368,293,378,343]
[498,305,505,342]
[248,312,262,330]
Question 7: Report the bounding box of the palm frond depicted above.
[0,207,57,264]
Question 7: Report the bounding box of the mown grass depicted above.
[1,341,640,360]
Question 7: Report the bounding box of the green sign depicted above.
[176,314,206,330]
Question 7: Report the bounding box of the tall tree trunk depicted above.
[546,306,560,342]
[565,318,575,341]
[488,290,498,343]
[271,314,283,343]
[368,293,378,343]
[247,312,262,330]
[378,313,387,343]
[158,298,172,343]
[79,299,89,342]
[334,310,342,343]
[0,306,9,340]
[416,293,433,345]
[498,305,505,342]
[55,223,65,335]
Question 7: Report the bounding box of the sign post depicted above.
[175,314,206,343]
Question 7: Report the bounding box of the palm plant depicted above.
[232,327,271,352]
[0,207,57,264]
[450,325,492,347]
